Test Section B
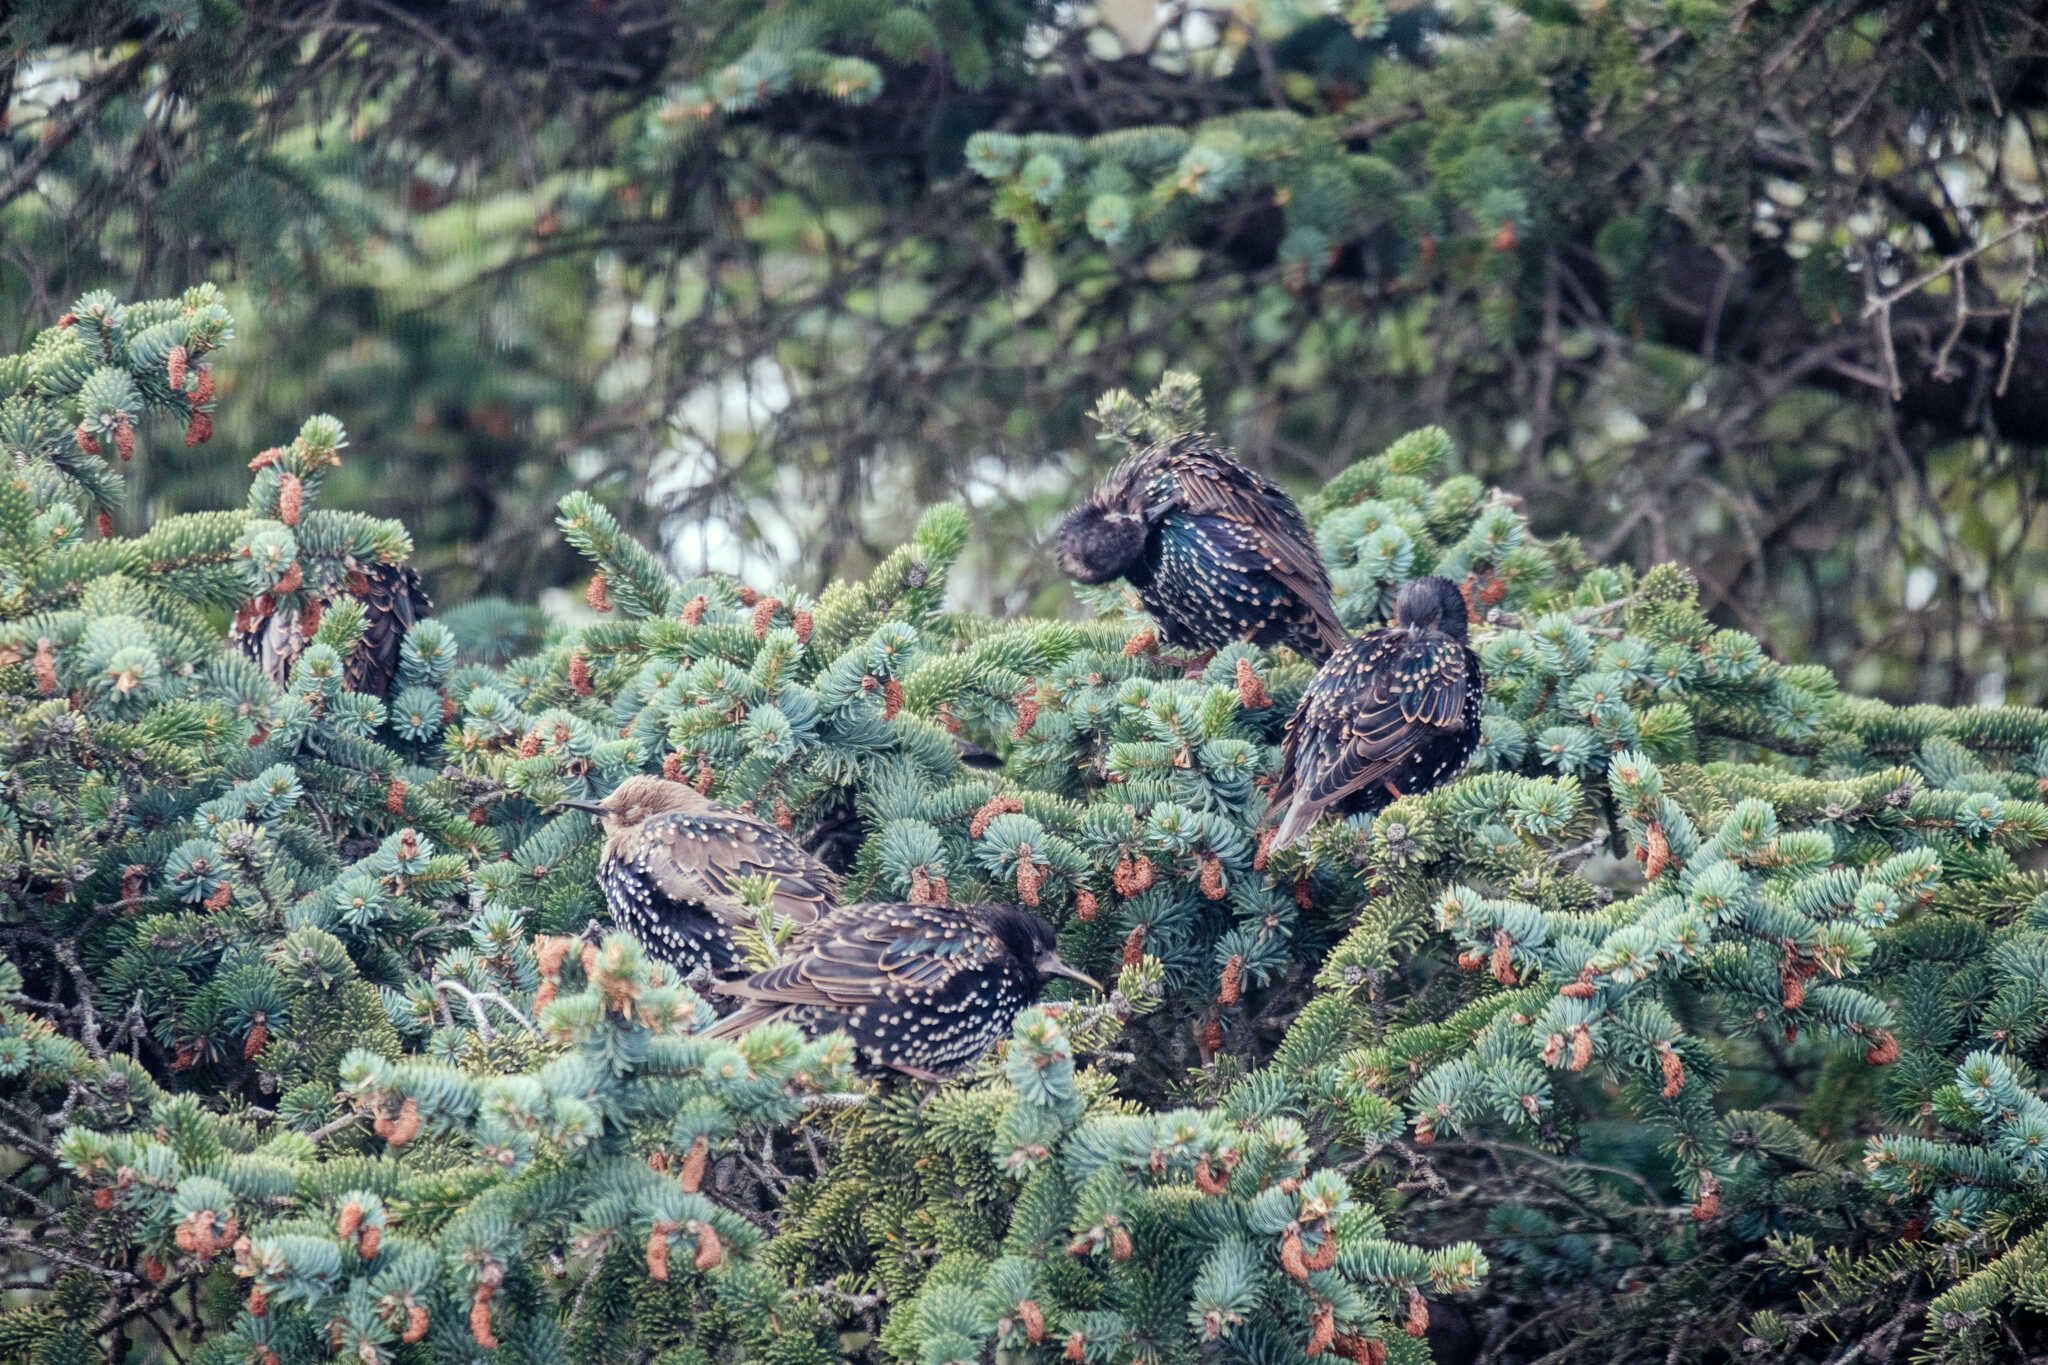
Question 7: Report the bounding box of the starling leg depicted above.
[1383,780,1406,799]
[1178,649,1217,678]
[887,1062,950,1085]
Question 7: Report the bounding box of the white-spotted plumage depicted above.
[1268,576,1484,848]
[574,776,839,979]
[1057,435,1348,662]
[709,903,1089,1079]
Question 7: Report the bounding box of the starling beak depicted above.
[1056,434,1348,664]
[710,902,1100,1080]
[1037,951,1102,994]
[1268,575,1484,849]
[572,776,839,978]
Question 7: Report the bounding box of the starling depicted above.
[234,559,429,697]
[557,776,839,979]
[1056,433,1347,663]
[1267,575,1483,849]
[708,902,1101,1081]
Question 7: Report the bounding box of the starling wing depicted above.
[1268,628,1482,848]
[1164,442,1348,660]
[344,561,429,697]
[603,808,838,973]
[232,558,428,698]
[709,903,1026,1077]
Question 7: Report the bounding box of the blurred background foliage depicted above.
[4,0,2047,703]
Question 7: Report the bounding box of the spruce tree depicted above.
[5,291,2048,1362]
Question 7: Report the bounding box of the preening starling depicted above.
[557,776,839,979]
[233,559,429,697]
[1267,575,1483,849]
[708,902,1101,1081]
[1056,434,1348,663]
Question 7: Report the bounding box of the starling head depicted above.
[983,906,1103,994]
[1056,498,1150,585]
[557,774,708,839]
[1394,575,1471,643]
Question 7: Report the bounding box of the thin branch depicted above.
[1861,209,2048,320]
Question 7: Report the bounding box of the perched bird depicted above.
[1267,575,1483,849]
[709,902,1100,1081]
[1056,434,1348,663]
[556,776,839,979]
[234,559,429,697]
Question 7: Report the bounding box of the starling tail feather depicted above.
[1268,576,1483,849]
[1057,434,1346,663]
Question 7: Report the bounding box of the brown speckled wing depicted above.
[1272,628,1474,821]
[346,561,427,697]
[629,808,839,933]
[1166,441,1346,657]
[714,902,1000,1013]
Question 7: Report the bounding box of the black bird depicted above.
[708,902,1101,1081]
[1267,576,1483,849]
[234,559,428,697]
[557,776,839,979]
[1057,434,1348,663]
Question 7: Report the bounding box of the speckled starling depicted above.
[1057,434,1347,663]
[234,559,428,697]
[707,902,1101,1081]
[557,776,839,979]
[1267,575,1483,848]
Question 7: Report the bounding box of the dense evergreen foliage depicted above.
[6,293,2048,1362]
[5,2,2047,702]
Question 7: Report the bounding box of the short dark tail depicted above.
[1268,794,1321,851]
[704,1000,789,1042]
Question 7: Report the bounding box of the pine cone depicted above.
[1234,656,1271,709]
[1218,955,1244,1006]
[690,1220,723,1270]
[680,1135,709,1193]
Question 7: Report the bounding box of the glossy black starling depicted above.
[1267,575,1483,849]
[557,776,839,979]
[1056,434,1348,663]
[234,559,429,697]
[707,902,1101,1081]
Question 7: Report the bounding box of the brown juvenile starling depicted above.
[1056,433,1347,663]
[1267,575,1483,849]
[557,776,839,979]
[708,902,1100,1081]
[234,559,428,697]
